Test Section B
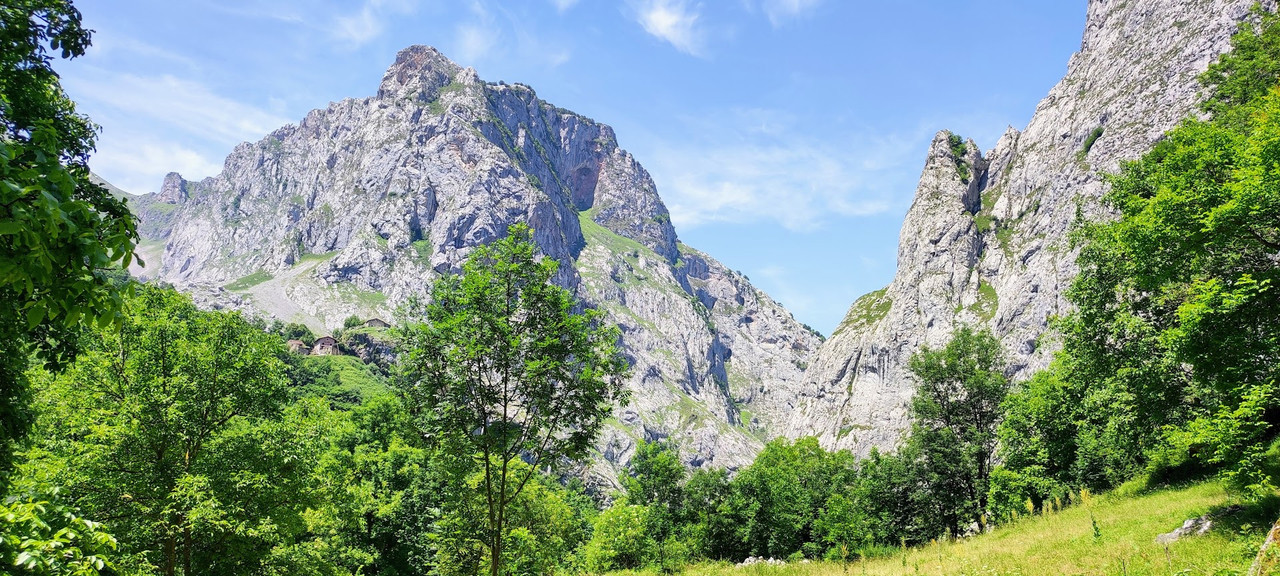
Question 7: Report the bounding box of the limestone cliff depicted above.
[129,46,820,484]
[789,0,1275,453]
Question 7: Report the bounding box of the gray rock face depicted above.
[788,0,1274,454]
[131,46,820,483]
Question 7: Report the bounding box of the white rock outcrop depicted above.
[788,0,1275,454]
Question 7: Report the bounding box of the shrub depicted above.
[584,503,651,571]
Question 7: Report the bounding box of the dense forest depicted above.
[5,1,1280,575]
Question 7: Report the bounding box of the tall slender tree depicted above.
[397,223,629,576]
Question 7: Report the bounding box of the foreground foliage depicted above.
[998,5,1280,505]
[0,0,137,493]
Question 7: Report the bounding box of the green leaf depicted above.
[26,303,45,329]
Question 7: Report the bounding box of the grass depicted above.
[297,250,339,265]
[1081,126,1105,157]
[297,354,390,408]
[578,210,653,260]
[225,270,274,291]
[974,212,995,234]
[949,132,972,184]
[832,288,891,338]
[332,283,389,308]
[427,80,469,115]
[967,281,999,322]
[610,481,1271,576]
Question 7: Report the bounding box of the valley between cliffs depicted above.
[123,0,1275,478]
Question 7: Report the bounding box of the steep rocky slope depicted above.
[788,0,1275,454]
[129,46,820,482]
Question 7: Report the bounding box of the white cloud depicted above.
[455,23,498,63]
[452,2,500,64]
[90,133,224,195]
[65,73,292,147]
[85,34,201,71]
[63,70,293,193]
[332,0,421,47]
[633,0,705,56]
[640,109,921,231]
[550,0,579,12]
[335,5,383,46]
[760,0,822,26]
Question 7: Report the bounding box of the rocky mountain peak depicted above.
[158,172,189,204]
[128,45,822,484]
[376,45,465,102]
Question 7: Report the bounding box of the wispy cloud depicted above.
[641,109,921,231]
[333,0,421,47]
[66,73,291,146]
[65,68,295,192]
[760,0,822,26]
[335,6,383,46]
[633,0,705,56]
[84,34,201,72]
[90,133,224,195]
[198,1,309,24]
[453,1,500,64]
[549,0,579,12]
[455,23,498,63]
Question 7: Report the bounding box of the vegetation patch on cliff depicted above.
[225,270,274,291]
[832,288,891,337]
[948,132,972,184]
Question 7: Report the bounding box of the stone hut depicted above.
[311,336,339,356]
[362,318,390,329]
[286,339,308,354]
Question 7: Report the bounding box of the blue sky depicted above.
[63,0,1084,335]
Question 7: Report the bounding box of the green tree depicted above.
[907,326,1011,533]
[849,447,927,546]
[397,223,630,576]
[1200,5,1280,125]
[293,393,433,575]
[731,437,857,560]
[623,440,687,573]
[583,502,650,572]
[28,286,317,576]
[0,0,136,492]
[682,468,740,561]
[278,321,316,345]
[991,361,1077,516]
[431,458,593,576]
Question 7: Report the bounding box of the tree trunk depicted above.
[164,533,176,576]
[490,536,502,576]
[1249,517,1280,576]
[184,523,193,576]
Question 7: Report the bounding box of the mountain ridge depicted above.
[126,46,821,485]
[120,0,1276,477]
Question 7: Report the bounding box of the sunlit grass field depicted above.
[612,482,1277,576]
